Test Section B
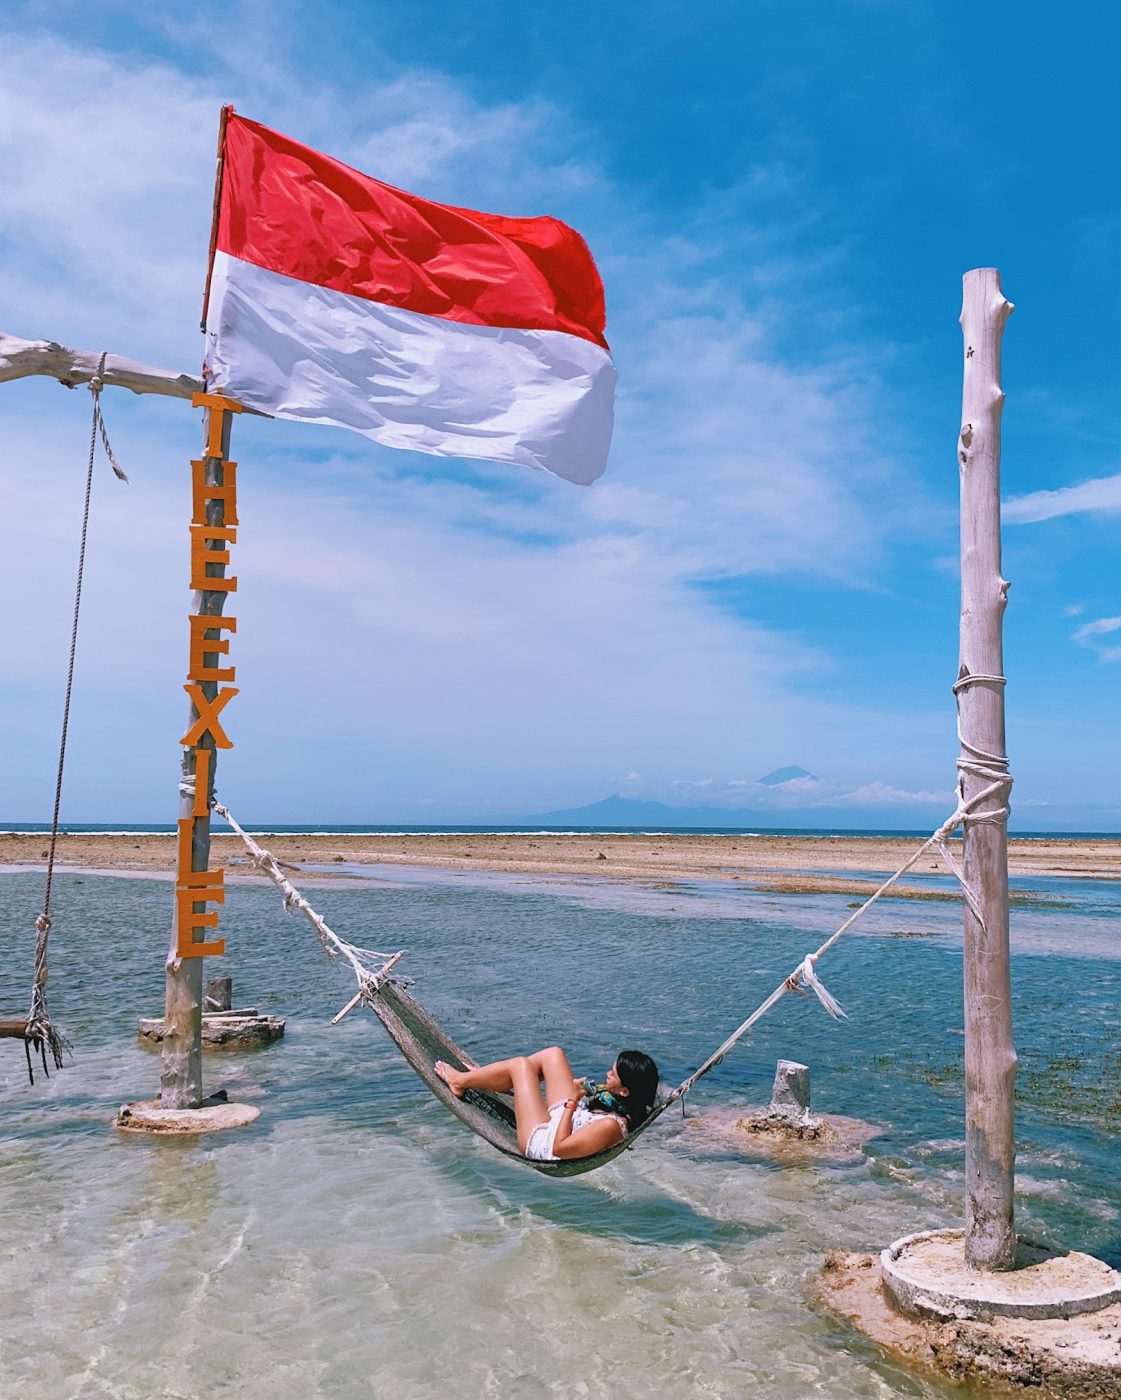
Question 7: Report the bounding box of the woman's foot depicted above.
[435,1060,467,1098]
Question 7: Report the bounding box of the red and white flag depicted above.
[204,113,616,484]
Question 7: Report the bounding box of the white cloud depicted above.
[0,410,857,817]
[0,21,950,819]
[591,302,891,582]
[1005,473,1121,523]
[0,35,217,360]
[1072,617,1121,640]
[821,781,950,807]
[1072,616,1121,664]
[344,80,599,208]
[1062,603,1084,617]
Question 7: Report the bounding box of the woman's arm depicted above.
[552,1102,625,1160]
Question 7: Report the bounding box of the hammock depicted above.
[212,780,1007,1176]
[366,976,668,1177]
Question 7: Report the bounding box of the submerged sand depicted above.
[1,831,1115,898]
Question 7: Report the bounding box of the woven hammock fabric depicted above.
[367,980,670,1178]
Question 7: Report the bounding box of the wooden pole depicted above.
[159,402,236,1109]
[957,267,1016,1271]
[201,105,233,331]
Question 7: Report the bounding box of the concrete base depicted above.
[883,1229,1121,1322]
[735,1107,881,1158]
[137,1011,285,1049]
[706,1057,882,1160]
[817,1250,1121,1399]
[738,1107,826,1141]
[115,1093,260,1134]
[670,1106,881,1164]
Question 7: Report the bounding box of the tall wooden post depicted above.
[160,398,239,1109]
[957,268,1016,1270]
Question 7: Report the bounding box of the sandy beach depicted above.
[1,831,1116,897]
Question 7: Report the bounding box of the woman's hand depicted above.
[553,1114,626,1160]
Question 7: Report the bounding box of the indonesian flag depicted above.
[204,113,616,484]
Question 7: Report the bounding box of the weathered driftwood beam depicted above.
[0,1019,32,1040]
[0,332,203,401]
[958,267,1016,1271]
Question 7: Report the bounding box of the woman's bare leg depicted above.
[435,1056,527,1097]
[435,1055,551,1151]
[508,1057,552,1150]
[527,1046,580,1106]
[435,1046,578,1103]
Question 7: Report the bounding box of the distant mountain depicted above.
[757,765,816,786]
[518,794,770,828]
[517,790,953,832]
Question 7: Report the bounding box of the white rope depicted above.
[210,775,1006,1099]
[663,770,1010,1106]
[210,801,402,1005]
[796,954,847,1020]
[88,353,129,482]
[934,836,986,926]
[951,671,1013,833]
[203,661,1012,1106]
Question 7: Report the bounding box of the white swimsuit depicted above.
[524,1098,627,1162]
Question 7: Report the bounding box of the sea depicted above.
[4,822,1120,837]
[1,830,1118,1398]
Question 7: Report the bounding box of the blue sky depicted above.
[1,2,1117,827]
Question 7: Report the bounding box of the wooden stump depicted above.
[205,976,233,1011]
[769,1059,812,1117]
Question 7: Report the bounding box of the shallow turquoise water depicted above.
[0,866,1118,1399]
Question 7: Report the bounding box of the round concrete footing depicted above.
[667,1107,881,1165]
[882,1229,1121,1322]
[115,1095,260,1134]
[818,1250,1121,1397]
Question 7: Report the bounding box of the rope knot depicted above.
[88,351,107,398]
[35,913,52,935]
[793,954,847,1020]
[87,353,129,483]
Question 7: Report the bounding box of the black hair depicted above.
[610,1049,660,1127]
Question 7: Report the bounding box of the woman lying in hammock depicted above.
[435,1046,660,1162]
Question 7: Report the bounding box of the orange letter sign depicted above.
[190,525,238,592]
[174,818,225,958]
[188,614,237,683]
[176,395,242,959]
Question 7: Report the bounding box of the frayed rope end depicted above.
[796,955,848,1020]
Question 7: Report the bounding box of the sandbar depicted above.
[0,831,1115,899]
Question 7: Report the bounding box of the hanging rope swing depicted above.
[2,356,127,1082]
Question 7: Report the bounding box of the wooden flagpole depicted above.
[957,267,1017,1270]
[160,106,240,1111]
[201,104,233,332]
